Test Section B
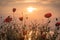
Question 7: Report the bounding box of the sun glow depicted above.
[27,6,36,13]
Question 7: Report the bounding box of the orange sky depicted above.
[0,0,60,24]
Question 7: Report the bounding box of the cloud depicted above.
[0,0,60,5]
[0,0,60,20]
[0,0,13,6]
[0,0,60,11]
[38,0,60,4]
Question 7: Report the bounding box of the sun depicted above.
[27,6,36,13]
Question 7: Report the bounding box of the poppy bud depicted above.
[56,18,58,21]
[26,17,28,19]
[19,17,23,21]
[13,8,16,12]
[48,20,51,23]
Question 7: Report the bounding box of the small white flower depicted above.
[49,31,54,37]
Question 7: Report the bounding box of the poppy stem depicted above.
[0,16,2,25]
[46,18,50,32]
[13,12,16,23]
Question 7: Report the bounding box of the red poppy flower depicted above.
[55,22,60,30]
[23,30,27,35]
[44,13,52,18]
[55,22,60,26]
[4,16,12,23]
[41,33,46,38]
[13,8,16,12]
[19,17,23,21]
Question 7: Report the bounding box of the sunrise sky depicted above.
[0,0,60,25]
